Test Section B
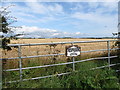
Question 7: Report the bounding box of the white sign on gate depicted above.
[66,45,81,57]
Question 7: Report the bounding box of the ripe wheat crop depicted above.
[1,38,117,69]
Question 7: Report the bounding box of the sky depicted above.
[1,1,118,38]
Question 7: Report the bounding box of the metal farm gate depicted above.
[1,40,120,84]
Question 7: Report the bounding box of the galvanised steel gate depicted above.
[1,40,120,83]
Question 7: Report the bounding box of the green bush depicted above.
[53,62,120,89]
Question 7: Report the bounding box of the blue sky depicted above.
[2,1,118,38]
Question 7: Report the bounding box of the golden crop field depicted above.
[2,38,115,58]
[1,38,118,69]
[11,38,114,44]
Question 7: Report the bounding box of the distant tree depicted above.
[0,5,23,50]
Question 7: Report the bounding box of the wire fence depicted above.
[1,39,120,84]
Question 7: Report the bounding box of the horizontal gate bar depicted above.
[4,56,118,71]
[91,63,120,70]
[1,48,119,60]
[0,53,64,60]
[6,63,120,84]
[82,48,119,53]
[116,70,120,72]
[7,72,72,83]
[8,40,120,47]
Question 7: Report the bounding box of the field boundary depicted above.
[1,40,120,84]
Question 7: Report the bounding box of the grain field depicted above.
[1,38,118,69]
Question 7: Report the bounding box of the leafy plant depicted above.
[0,5,23,50]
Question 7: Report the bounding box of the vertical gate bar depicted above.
[107,41,110,69]
[18,45,22,81]
[72,57,75,71]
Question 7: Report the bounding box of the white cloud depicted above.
[52,33,60,36]
[96,2,117,14]
[16,26,83,38]
[72,8,117,24]
[24,2,64,15]
[25,2,47,14]
[70,2,117,14]
[7,2,64,23]
[76,32,81,35]
[3,2,64,23]
[47,4,64,14]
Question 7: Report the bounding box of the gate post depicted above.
[72,57,75,71]
[18,45,22,81]
[107,41,111,69]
